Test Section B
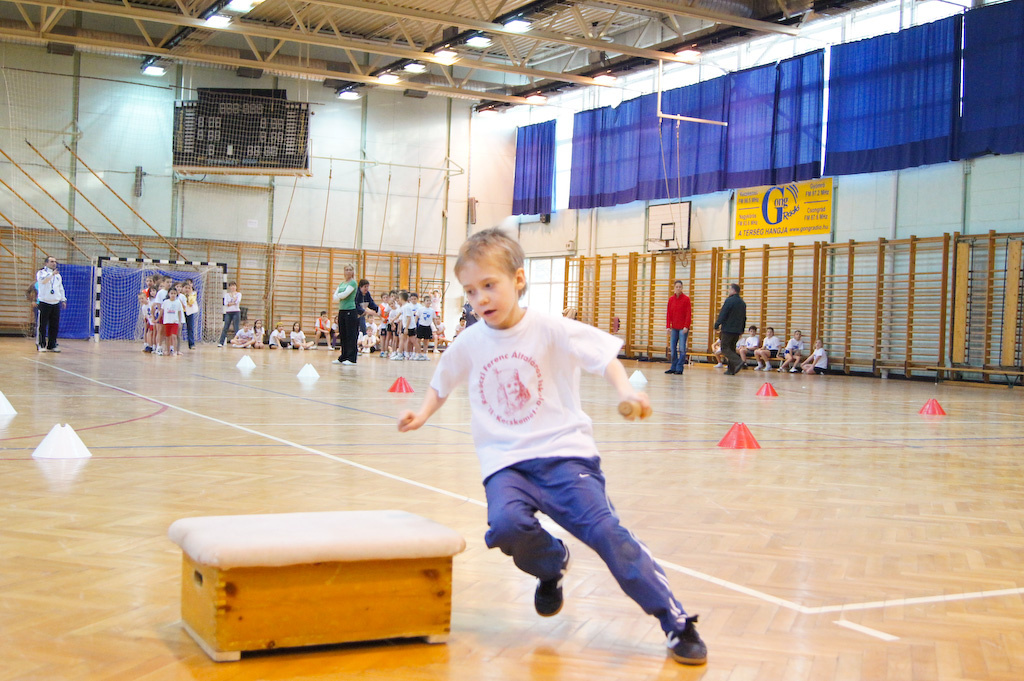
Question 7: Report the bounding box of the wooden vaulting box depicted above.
[167,510,466,662]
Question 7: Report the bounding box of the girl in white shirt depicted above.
[290,322,315,350]
[801,339,829,374]
[251,320,266,349]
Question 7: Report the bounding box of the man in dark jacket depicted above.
[355,279,379,337]
[713,283,746,375]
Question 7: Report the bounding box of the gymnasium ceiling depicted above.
[0,0,870,107]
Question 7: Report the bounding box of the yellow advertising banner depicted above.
[735,178,833,240]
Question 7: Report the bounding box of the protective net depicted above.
[96,259,225,343]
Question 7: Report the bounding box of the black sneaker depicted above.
[667,615,707,665]
[534,542,570,617]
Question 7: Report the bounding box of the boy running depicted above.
[398,228,707,666]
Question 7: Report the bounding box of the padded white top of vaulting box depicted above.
[168,510,467,569]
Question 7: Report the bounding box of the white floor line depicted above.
[656,559,812,614]
[808,587,1024,614]
[30,360,1024,635]
[833,620,899,641]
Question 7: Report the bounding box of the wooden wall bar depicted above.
[566,232,1024,379]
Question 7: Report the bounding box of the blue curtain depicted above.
[638,76,728,200]
[571,77,728,209]
[512,120,556,215]
[569,100,645,208]
[570,58,824,209]
[824,15,961,176]
[774,50,824,183]
[960,0,1024,158]
[725,64,777,189]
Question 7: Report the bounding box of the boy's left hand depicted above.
[618,392,652,421]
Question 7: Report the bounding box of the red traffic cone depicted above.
[756,382,778,397]
[717,423,760,449]
[388,377,414,393]
[919,398,946,416]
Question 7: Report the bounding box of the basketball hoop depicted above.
[647,237,675,251]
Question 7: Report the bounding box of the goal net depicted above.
[95,258,226,343]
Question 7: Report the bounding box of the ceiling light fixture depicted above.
[504,19,531,33]
[204,14,232,28]
[593,74,617,86]
[377,73,401,85]
[225,0,261,12]
[466,35,492,48]
[526,94,547,105]
[337,89,362,100]
[433,49,459,65]
[142,64,166,76]
[403,62,427,73]
[676,48,701,62]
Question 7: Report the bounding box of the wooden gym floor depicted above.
[0,336,1022,681]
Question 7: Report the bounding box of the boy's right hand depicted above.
[397,410,425,432]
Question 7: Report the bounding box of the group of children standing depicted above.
[370,290,446,361]
[139,274,200,356]
[718,326,828,374]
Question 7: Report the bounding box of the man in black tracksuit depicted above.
[713,283,746,375]
[355,279,379,338]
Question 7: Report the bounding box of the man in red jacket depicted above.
[666,280,692,375]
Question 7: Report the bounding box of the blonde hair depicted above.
[454,228,527,298]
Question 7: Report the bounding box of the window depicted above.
[522,257,567,317]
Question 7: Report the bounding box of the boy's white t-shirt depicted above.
[234,327,255,342]
[161,298,185,325]
[401,302,417,329]
[417,306,435,328]
[743,335,760,349]
[762,335,782,351]
[785,338,805,353]
[430,308,622,481]
[811,347,828,369]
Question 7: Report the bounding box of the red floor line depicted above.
[0,404,169,442]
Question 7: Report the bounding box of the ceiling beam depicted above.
[592,0,800,35]
[0,23,535,104]
[0,0,617,88]
[262,0,700,63]
[299,0,798,40]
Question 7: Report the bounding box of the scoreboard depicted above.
[173,89,310,174]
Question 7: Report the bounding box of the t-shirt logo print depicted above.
[478,353,544,426]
